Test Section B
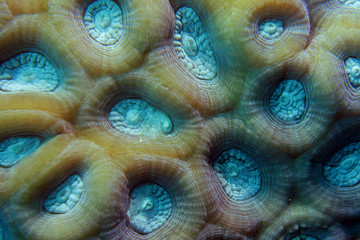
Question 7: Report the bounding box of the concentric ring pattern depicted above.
[0,0,359,239]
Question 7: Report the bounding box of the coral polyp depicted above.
[0,52,61,92]
[213,149,261,201]
[174,6,217,80]
[43,174,83,214]
[128,182,172,234]
[109,98,173,136]
[258,19,284,40]
[0,136,42,168]
[84,0,123,45]
[345,57,360,87]
[269,79,306,123]
[323,141,360,187]
[1,0,360,239]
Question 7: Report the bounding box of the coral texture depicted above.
[0,0,360,239]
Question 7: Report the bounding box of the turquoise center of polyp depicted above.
[95,10,111,30]
[0,136,42,167]
[323,141,360,187]
[269,79,306,123]
[128,183,172,234]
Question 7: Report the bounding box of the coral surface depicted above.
[0,0,360,239]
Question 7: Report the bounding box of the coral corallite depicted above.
[1,0,360,239]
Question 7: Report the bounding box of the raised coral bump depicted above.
[84,0,123,45]
[259,19,284,40]
[213,149,261,200]
[0,52,61,92]
[323,141,360,187]
[0,136,42,168]
[128,182,172,235]
[43,174,83,214]
[174,7,218,80]
[269,79,306,123]
[345,57,360,88]
[108,98,173,137]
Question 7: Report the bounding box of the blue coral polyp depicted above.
[0,136,42,168]
[174,7,218,80]
[345,57,360,88]
[213,149,261,201]
[128,182,172,235]
[0,52,61,92]
[43,174,84,214]
[259,19,284,40]
[323,141,360,187]
[108,98,173,137]
[84,0,123,46]
[269,79,306,123]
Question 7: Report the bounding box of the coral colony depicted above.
[0,0,360,239]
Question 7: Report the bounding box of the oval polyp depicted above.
[108,98,173,137]
[0,52,61,92]
[128,182,172,234]
[0,136,42,168]
[84,0,123,45]
[43,174,84,214]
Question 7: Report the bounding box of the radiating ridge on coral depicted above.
[84,0,123,46]
[174,6,217,80]
[0,52,61,92]
[0,136,42,168]
[128,182,172,235]
[43,174,83,214]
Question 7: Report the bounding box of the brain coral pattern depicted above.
[0,0,359,239]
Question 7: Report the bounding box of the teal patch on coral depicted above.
[84,0,123,45]
[323,141,360,187]
[174,7,217,80]
[128,183,172,234]
[214,149,261,200]
[109,98,173,137]
[345,57,360,88]
[0,52,61,92]
[0,136,42,168]
[259,19,284,40]
[269,79,306,123]
[43,174,83,214]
